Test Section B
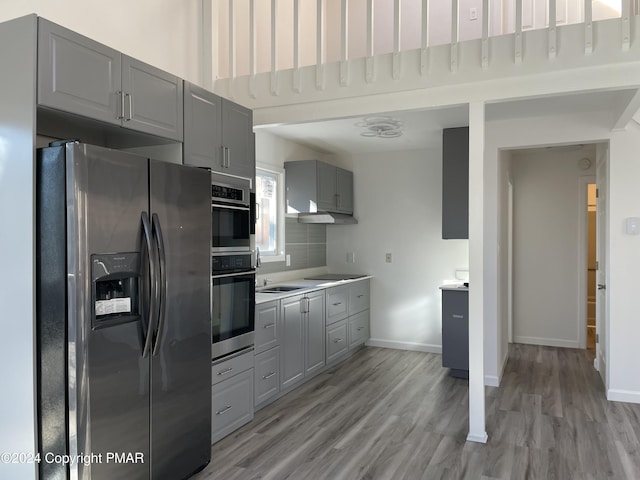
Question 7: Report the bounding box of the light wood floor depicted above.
[194,345,640,479]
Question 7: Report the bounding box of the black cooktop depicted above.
[304,274,368,281]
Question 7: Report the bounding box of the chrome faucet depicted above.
[256,246,262,268]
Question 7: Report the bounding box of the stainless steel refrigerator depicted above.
[36,142,212,480]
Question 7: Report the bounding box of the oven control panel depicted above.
[212,254,253,274]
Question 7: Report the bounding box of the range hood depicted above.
[297,212,358,224]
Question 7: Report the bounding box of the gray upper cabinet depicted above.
[121,56,183,140]
[285,160,354,214]
[183,82,254,179]
[37,18,183,141]
[442,127,469,239]
[222,100,254,179]
[38,18,121,126]
[183,82,223,170]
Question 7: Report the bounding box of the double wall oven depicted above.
[211,173,255,359]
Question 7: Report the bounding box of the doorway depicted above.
[586,183,597,350]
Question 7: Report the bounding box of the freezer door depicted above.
[65,143,151,480]
[149,160,212,479]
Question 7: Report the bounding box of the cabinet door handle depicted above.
[263,323,275,329]
[263,372,276,379]
[124,93,132,121]
[357,327,365,331]
[452,314,464,319]
[117,91,125,119]
[357,295,365,298]
[226,147,231,168]
[332,302,342,306]
[333,338,343,343]
[216,405,233,415]
[220,146,225,167]
[216,367,233,375]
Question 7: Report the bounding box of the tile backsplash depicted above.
[257,217,327,274]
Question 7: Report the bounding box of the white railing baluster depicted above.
[515,0,523,63]
[393,0,401,79]
[548,0,557,59]
[366,0,375,83]
[271,0,278,95]
[622,0,631,51]
[293,0,301,92]
[584,0,593,54]
[249,0,256,97]
[451,0,459,72]
[316,0,325,90]
[421,0,429,74]
[340,0,349,86]
[228,0,235,79]
[481,0,489,68]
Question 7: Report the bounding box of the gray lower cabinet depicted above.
[348,279,370,315]
[326,320,348,363]
[441,289,469,378]
[211,350,254,444]
[348,310,369,350]
[305,291,326,376]
[255,300,279,354]
[38,18,183,141]
[326,285,348,325]
[254,347,280,405]
[280,294,306,390]
[442,127,469,239]
[183,82,254,179]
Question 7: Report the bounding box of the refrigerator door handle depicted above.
[152,213,168,356]
[142,211,158,358]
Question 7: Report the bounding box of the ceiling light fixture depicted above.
[355,116,403,138]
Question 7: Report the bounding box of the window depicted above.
[255,167,284,260]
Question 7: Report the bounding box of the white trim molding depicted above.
[607,389,640,404]
[514,336,580,348]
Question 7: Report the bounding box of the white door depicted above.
[595,145,608,388]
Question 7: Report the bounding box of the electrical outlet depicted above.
[385,253,392,263]
[470,7,478,20]
[286,254,291,266]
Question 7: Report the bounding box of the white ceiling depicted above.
[259,89,639,156]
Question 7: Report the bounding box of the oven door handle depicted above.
[211,270,256,280]
[212,203,250,211]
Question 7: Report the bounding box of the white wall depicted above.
[0,0,203,84]
[497,149,512,377]
[510,146,595,348]
[326,148,469,352]
[255,130,327,170]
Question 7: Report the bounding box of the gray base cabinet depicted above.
[326,320,348,363]
[305,291,326,376]
[348,310,369,349]
[254,347,280,405]
[280,295,306,390]
[183,82,254,179]
[38,18,183,141]
[285,160,354,214]
[211,350,255,444]
[441,290,469,378]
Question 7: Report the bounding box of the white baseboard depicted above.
[513,336,580,349]
[485,351,509,387]
[366,338,442,354]
[607,389,640,404]
[466,432,488,443]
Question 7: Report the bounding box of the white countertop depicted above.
[439,284,469,292]
[256,275,372,304]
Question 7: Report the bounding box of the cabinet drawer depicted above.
[349,280,370,315]
[326,320,348,363]
[348,310,369,350]
[326,286,348,325]
[212,349,254,386]
[211,368,254,444]
[254,347,280,406]
[255,300,279,354]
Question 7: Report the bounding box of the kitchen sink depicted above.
[256,285,305,293]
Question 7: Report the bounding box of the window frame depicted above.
[255,163,285,263]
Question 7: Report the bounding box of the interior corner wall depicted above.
[608,124,640,402]
[510,146,595,348]
[326,148,469,353]
[497,149,512,378]
[0,0,203,85]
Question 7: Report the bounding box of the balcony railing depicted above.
[213,0,627,87]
